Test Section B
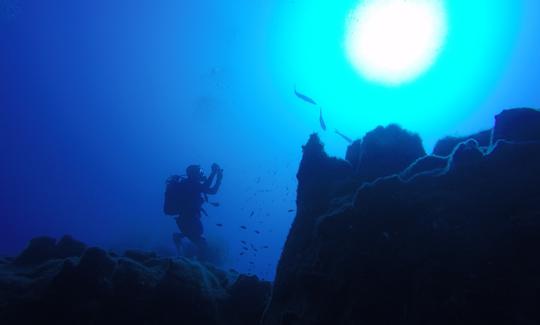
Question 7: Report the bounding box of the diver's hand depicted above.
[211,163,221,173]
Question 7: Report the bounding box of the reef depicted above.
[0,235,271,325]
[263,108,540,325]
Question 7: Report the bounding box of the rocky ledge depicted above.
[0,235,271,324]
[263,108,540,325]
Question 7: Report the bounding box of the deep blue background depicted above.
[1,0,539,279]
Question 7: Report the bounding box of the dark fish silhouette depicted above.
[241,240,247,245]
[215,223,223,227]
[319,108,327,131]
[294,86,317,105]
[209,202,220,207]
[240,226,247,230]
[254,230,260,234]
[240,252,244,255]
[262,245,269,249]
[250,211,254,217]
[249,261,254,265]
[242,246,249,251]
[335,129,353,144]
[287,209,295,213]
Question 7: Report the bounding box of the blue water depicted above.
[1,0,540,280]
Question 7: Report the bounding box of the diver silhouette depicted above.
[164,163,223,260]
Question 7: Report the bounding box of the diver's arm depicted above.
[202,170,216,189]
[205,171,223,195]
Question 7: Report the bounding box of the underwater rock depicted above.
[0,237,271,325]
[399,154,448,181]
[355,124,426,182]
[224,274,272,325]
[263,108,540,325]
[345,139,362,170]
[55,235,87,259]
[13,235,87,266]
[433,129,492,156]
[123,249,157,264]
[493,108,540,143]
[13,236,57,265]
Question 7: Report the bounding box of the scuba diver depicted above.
[164,163,223,260]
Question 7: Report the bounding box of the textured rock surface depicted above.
[347,124,426,182]
[263,108,540,325]
[493,108,540,143]
[0,237,271,325]
[433,129,492,156]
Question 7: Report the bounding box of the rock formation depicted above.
[0,236,271,325]
[263,108,540,325]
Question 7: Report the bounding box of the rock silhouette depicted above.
[263,108,540,325]
[0,237,271,325]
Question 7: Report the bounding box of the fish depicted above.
[250,211,254,217]
[262,245,269,249]
[240,252,244,255]
[241,240,247,245]
[249,261,254,265]
[215,223,223,227]
[319,108,327,131]
[287,209,295,213]
[240,226,247,230]
[209,202,220,207]
[294,86,317,105]
[254,230,260,234]
[243,246,249,251]
[335,129,353,144]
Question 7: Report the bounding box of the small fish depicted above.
[294,86,317,105]
[287,209,295,213]
[335,129,353,144]
[319,108,327,131]
[240,252,244,255]
[240,226,247,230]
[254,230,260,234]
[241,240,247,245]
[215,223,223,227]
[249,261,254,265]
[243,246,249,251]
[262,245,269,249]
[209,202,220,207]
[250,211,254,217]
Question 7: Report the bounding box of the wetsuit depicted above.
[174,168,222,258]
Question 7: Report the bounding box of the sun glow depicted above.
[346,0,448,85]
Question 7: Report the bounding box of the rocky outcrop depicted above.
[0,237,271,325]
[493,108,540,143]
[433,129,491,156]
[263,108,540,325]
[13,235,86,266]
[346,124,426,182]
